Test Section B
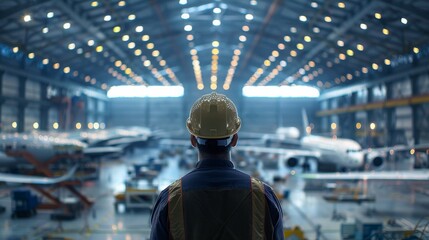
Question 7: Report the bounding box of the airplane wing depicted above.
[235,146,321,159]
[301,171,429,181]
[362,143,429,154]
[83,146,123,158]
[0,165,78,184]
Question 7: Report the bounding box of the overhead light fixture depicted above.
[42,27,49,33]
[375,13,382,19]
[23,14,32,22]
[181,13,190,19]
[338,2,345,8]
[239,35,247,42]
[91,1,98,7]
[311,2,318,8]
[382,28,389,35]
[212,19,221,26]
[212,41,219,47]
[12,47,19,53]
[28,52,35,59]
[135,26,143,32]
[401,17,408,24]
[245,14,253,21]
[284,36,291,42]
[122,35,129,41]
[68,43,76,50]
[47,12,54,18]
[63,22,71,29]
[118,1,126,7]
[179,0,187,5]
[299,15,307,22]
[128,14,136,20]
[184,25,192,31]
[324,16,332,22]
[113,26,121,33]
[213,7,221,14]
[95,45,103,52]
[304,36,311,42]
[142,35,150,41]
[360,23,367,30]
[313,27,320,33]
[88,39,94,46]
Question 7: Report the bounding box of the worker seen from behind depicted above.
[150,92,284,240]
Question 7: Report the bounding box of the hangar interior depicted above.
[0,0,429,239]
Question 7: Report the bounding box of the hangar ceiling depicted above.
[0,0,428,93]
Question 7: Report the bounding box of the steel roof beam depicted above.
[0,63,107,100]
[277,0,378,84]
[0,0,52,21]
[237,0,282,79]
[56,0,127,59]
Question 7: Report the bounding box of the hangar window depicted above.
[107,86,184,98]
[242,86,319,98]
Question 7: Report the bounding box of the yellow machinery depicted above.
[114,187,158,212]
[284,226,305,240]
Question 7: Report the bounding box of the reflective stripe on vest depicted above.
[168,179,186,240]
[251,177,266,240]
[168,177,266,240]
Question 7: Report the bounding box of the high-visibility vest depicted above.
[168,177,266,240]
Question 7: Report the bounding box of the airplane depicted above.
[0,131,128,184]
[54,126,153,155]
[0,132,125,165]
[237,110,428,172]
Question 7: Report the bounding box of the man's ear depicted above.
[190,135,197,147]
[231,134,238,147]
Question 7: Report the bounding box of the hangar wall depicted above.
[318,66,429,148]
[0,70,107,133]
[107,96,318,134]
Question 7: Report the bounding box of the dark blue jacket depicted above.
[150,159,284,240]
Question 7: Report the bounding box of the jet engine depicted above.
[370,156,384,168]
[286,157,298,168]
[366,151,385,168]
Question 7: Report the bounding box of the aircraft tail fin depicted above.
[302,108,310,136]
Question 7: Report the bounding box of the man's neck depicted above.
[198,151,231,162]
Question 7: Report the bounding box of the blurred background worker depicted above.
[150,92,284,240]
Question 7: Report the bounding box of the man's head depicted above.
[187,92,241,155]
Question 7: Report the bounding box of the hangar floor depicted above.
[0,148,428,240]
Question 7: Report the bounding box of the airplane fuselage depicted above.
[300,135,365,169]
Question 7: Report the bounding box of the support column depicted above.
[0,70,4,132]
[18,76,26,133]
[385,82,395,146]
[366,87,374,147]
[40,82,49,131]
[411,74,420,145]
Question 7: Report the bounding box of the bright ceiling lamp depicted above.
[242,86,320,98]
[107,86,184,98]
[279,85,320,97]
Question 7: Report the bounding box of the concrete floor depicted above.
[0,148,428,240]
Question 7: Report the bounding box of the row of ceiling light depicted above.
[20,0,181,89]
[245,1,415,89]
